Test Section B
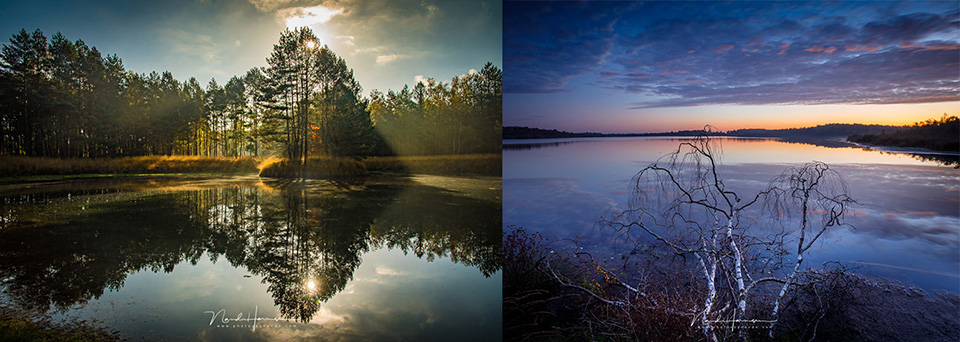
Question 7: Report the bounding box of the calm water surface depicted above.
[504,137,959,293]
[0,174,501,341]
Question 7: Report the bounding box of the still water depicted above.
[0,175,501,341]
[504,137,959,293]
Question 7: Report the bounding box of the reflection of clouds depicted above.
[375,266,406,276]
[506,139,959,292]
[894,215,960,240]
[249,248,499,342]
[165,269,220,300]
[504,177,619,241]
[309,307,347,325]
[848,261,960,279]
[839,208,960,265]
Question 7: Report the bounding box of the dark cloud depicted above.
[503,1,631,93]
[505,1,960,107]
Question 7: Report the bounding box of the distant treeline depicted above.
[849,115,959,152]
[0,28,501,159]
[503,126,710,139]
[726,123,903,138]
[505,123,916,140]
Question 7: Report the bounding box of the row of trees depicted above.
[369,63,502,156]
[0,28,502,159]
[848,114,959,152]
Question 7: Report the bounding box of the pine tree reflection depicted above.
[0,178,500,323]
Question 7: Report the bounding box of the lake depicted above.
[0,174,502,341]
[504,136,959,293]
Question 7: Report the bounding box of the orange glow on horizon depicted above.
[593,101,960,133]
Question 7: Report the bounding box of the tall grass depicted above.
[0,155,260,177]
[362,154,501,176]
[258,156,368,179]
[0,153,502,178]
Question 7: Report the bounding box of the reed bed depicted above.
[258,157,368,179]
[0,155,260,177]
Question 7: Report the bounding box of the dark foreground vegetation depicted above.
[503,227,960,342]
[0,305,119,342]
[848,115,959,152]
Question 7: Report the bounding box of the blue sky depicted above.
[0,0,501,94]
[504,1,960,132]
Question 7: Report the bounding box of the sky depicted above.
[0,0,501,95]
[504,1,960,133]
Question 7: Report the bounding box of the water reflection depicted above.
[0,176,500,326]
[504,136,959,167]
[504,137,959,293]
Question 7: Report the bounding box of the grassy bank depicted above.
[0,154,503,179]
[363,154,501,176]
[0,155,260,177]
[257,156,368,178]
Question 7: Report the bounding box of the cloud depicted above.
[278,5,343,29]
[713,44,735,54]
[505,1,960,106]
[375,54,405,65]
[161,28,220,63]
[413,74,429,85]
[504,1,630,93]
[337,35,355,46]
[248,0,318,13]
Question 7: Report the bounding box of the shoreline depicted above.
[847,140,960,156]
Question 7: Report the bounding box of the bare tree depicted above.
[594,134,856,341]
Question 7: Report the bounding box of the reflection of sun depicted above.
[306,280,317,291]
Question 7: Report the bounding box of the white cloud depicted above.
[337,35,356,46]
[414,75,429,85]
[458,68,479,80]
[376,54,405,65]
[234,40,242,46]
[278,5,343,30]
[162,29,219,63]
[248,0,304,13]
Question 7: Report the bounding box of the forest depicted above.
[0,28,501,162]
[848,114,960,152]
